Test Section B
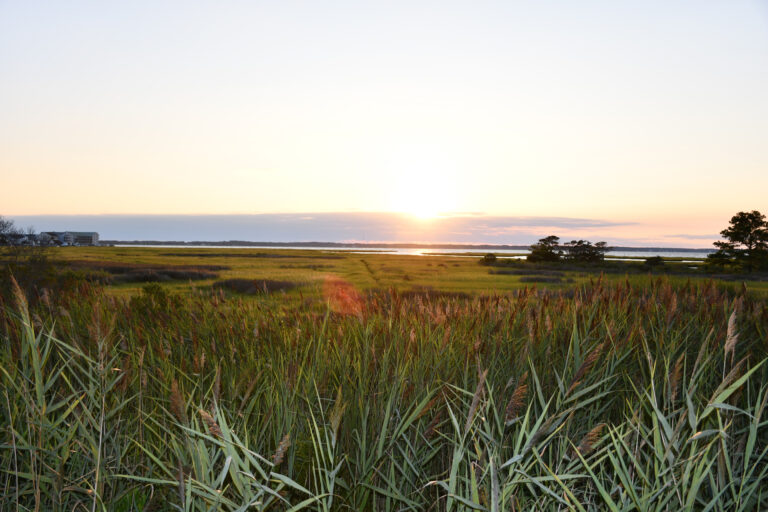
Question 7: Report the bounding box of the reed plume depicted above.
[465,369,488,432]
[505,372,528,424]
[567,342,604,395]
[198,409,222,437]
[576,423,606,456]
[170,379,188,424]
[272,434,291,466]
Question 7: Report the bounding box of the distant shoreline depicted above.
[99,240,714,253]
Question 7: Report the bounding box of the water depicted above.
[114,244,713,260]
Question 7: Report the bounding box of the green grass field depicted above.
[43,246,768,298]
[2,247,768,510]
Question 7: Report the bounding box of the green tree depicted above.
[709,210,768,271]
[527,235,562,262]
[563,240,608,263]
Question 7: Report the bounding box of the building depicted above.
[40,231,99,246]
[40,232,70,245]
[70,232,99,245]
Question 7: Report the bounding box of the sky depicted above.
[1,1,767,246]
[1,213,719,247]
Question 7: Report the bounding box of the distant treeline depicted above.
[100,240,714,252]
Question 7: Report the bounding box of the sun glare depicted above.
[392,186,442,219]
[385,153,458,220]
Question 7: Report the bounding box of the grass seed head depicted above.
[505,373,529,424]
[670,354,684,402]
[199,409,222,437]
[170,379,188,424]
[465,368,488,432]
[567,342,604,395]
[272,434,291,466]
[575,423,606,457]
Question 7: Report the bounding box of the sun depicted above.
[391,187,443,219]
[385,154,458,220]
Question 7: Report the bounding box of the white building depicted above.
[40,231,99,246]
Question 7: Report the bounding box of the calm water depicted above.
[116,245,713,260]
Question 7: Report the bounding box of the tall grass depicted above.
[1,276,767,510]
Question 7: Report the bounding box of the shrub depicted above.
[644,256,664,267]
[480,253,497,265]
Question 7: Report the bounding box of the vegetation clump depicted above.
[480,252,497,265]
[709,210,768,272]
[527,235,563,262]
[563,239,608,262]
[526,235,608,263]
[644,255,665,267]
[213,277,299,294]
[65,260,226,283]
[518,275,565,283]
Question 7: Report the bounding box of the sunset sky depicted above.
[2,1,767,246]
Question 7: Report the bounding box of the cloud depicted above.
[459,216,634,229]
[664,233,719,240]
[4,212,656,245]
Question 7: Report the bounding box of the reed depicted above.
[1,276,767,510]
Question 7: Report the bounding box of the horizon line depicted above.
[101,239,716,251]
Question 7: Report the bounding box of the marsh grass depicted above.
[213,278,300,295]
[1,274,767,510]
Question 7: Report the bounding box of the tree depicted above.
[709,210,768,271]
[0,216,41,263]
[1,216,59,302]
[0,216,19,245]
[527,235,562,262]
[563,240,608,263]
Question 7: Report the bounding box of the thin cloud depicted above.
[665,233,719,240]
[5,213,667,246]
